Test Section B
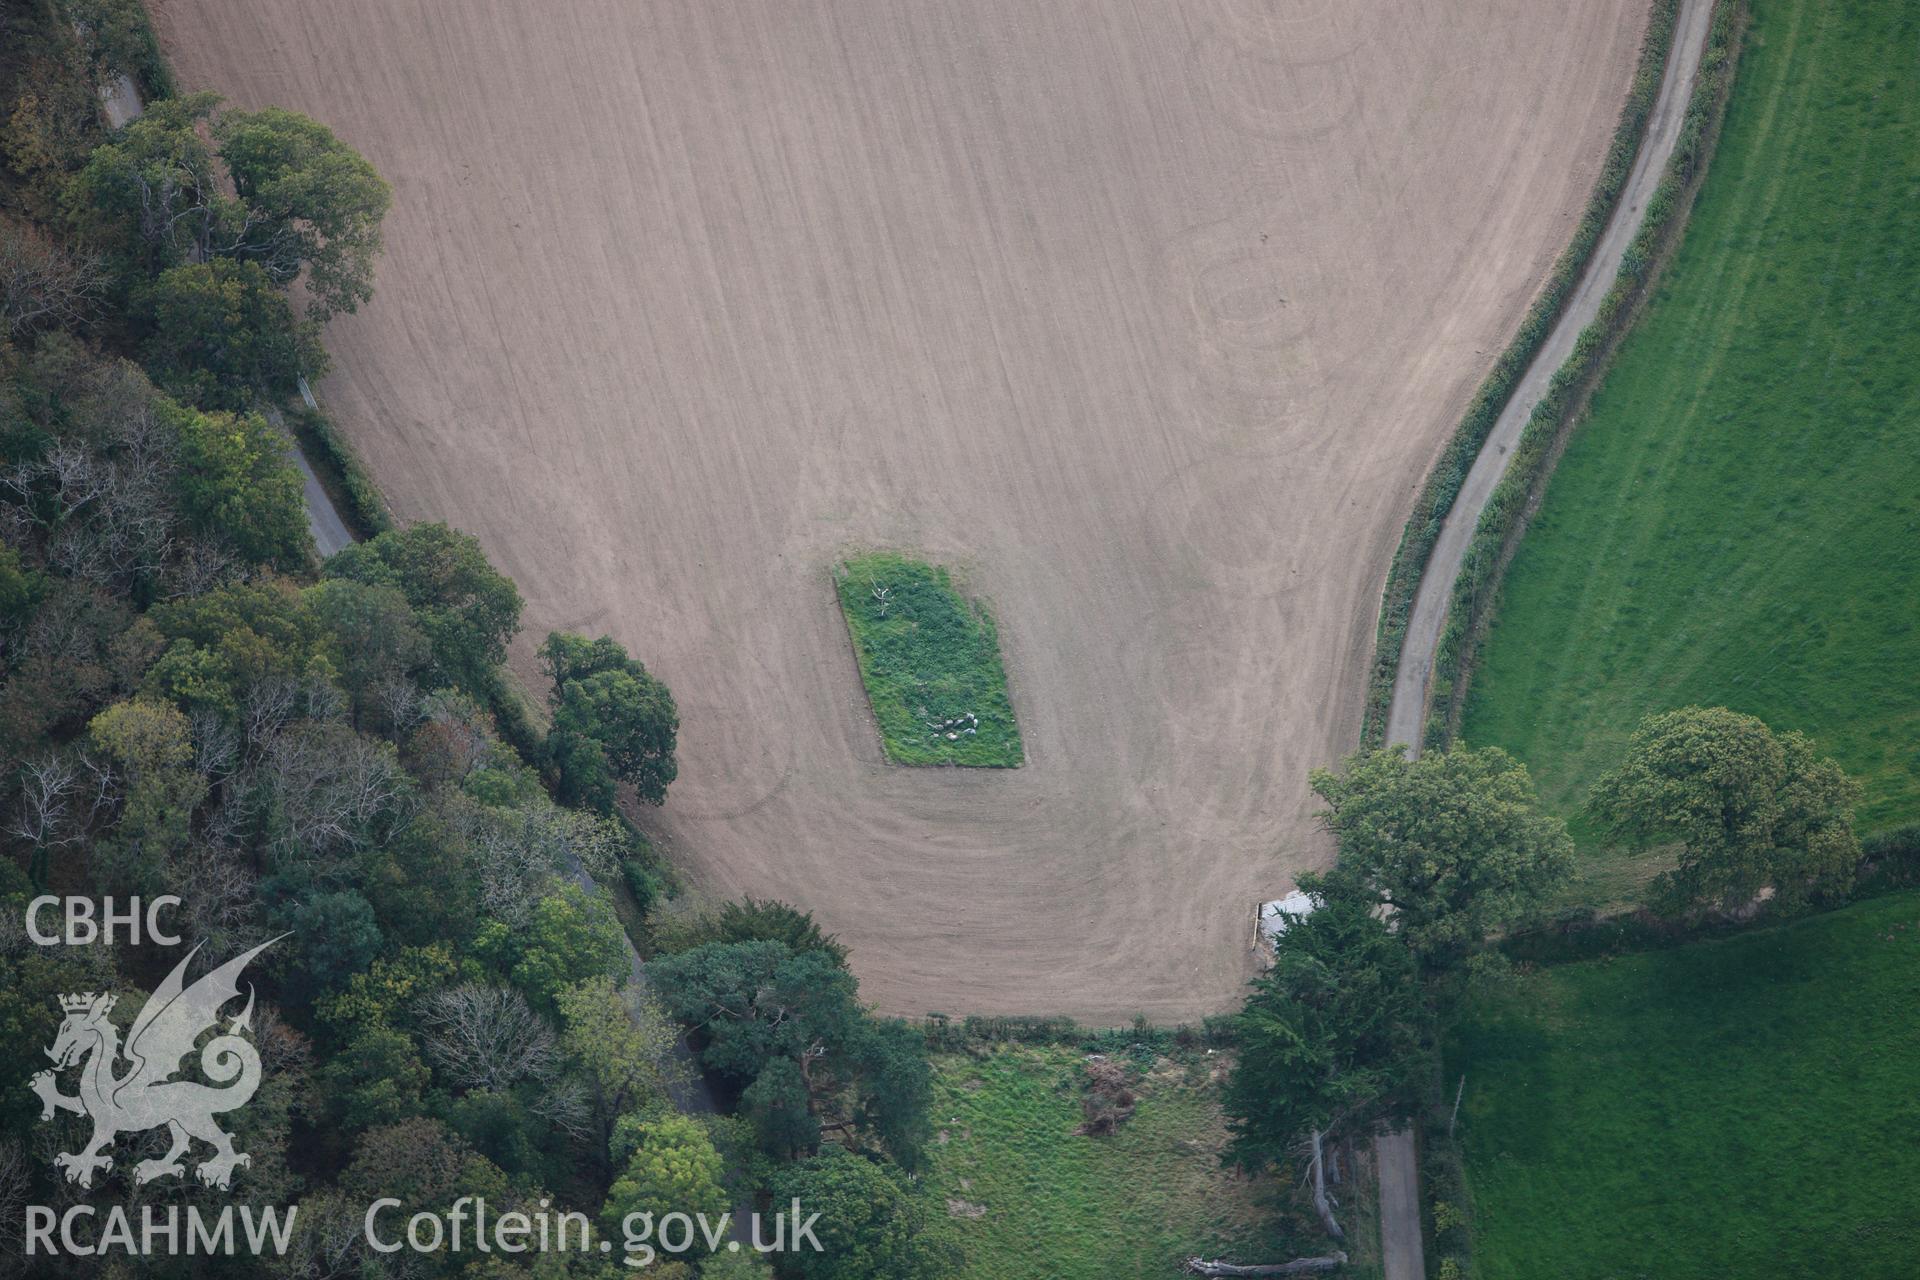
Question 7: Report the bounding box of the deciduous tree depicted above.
[318,1024,429,1130]
[477,881,626,1012]
[770,1147,960,1280]
[139,258,324,409]
[0,217,101,337]
[555,975,678,1127]
[541,631,677,810]
[1588,705,1860,914]
[85,696,205,887]
[65,95,389,320]
[418,983,558,1093]
[324,523,522,692]
[1310,746,1571,970]
[64,92,231,278]
[600,1112,729,1249]
[164,401,311,568]
[213,106,390,320]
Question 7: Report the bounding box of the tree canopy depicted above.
[1310,745,1572,969]
[649,940,861,1084]
[600,1112,730,1249]
[324,523,523,692]
[66,93,389,320]
[213,106,390,320]
[540,631,678,810]
[652,895,848,966]
[1589,705,1860,914]
[165,401,312,567]
[650,936,931,1169]
[770,1146,960,1280]
[1224,886,1432,1166]
[139,258,325,409]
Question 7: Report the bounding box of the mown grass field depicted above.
[834,553,1022,766]
[1449,890,1920,1278]
[921,1045,1317,1279]
[1460,0,1920,906]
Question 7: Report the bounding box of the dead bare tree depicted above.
[0,1140,29,1257]
[417,984,559,1093]
[303,673,345,723]
[270,1191,368,1280]
[459,801,628,924]
[76,751,119,828]
[422,690,495,780]
[530,1077,594,1141]
[0,220,103,337]
[462,809,557,927]
[168,841,262,953]
[261,722,411,871]
[190,708,241,782]
[2,389,179,594]
[1305,1128,1343,1242]
[245,676,299,748]
[5,752,82,850]
[162,536,240,599]
[373,673,425,736]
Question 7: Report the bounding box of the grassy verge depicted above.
[1448,889,1920,1278]
[1361,0,1683,744]
[1460,0,1920,904]
[834,553,1022,767]
[922,1044,1317,1278]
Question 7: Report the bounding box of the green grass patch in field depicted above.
[834,553,1022,767]
[1449,890,1920,1278]
[1461,0,1920,906]
[923,1045,1317,1279]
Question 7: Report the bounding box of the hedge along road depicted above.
[1383,0,1718,753]
[1372,2,1715,1278]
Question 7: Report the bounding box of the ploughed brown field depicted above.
[153,0,1645,1020]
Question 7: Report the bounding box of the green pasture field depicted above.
[922,1044,1316,1279]
[1460,0,1920,907]
[1448,889,1920,1278]
[834,553,1023,766]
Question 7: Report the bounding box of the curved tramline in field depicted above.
[152,0,1648,1020]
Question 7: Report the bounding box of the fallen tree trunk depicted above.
[1183,1253,1347,1276]
[1309,1128,1344,1241]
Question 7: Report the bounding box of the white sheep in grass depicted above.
[925,711,981,741]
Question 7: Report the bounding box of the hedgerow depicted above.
[1362,0,1685,744]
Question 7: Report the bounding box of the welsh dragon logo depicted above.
[30,938,279,1191]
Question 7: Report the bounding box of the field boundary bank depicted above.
[1361,0,1681,746]
[1420,0,1746,750]
[1502,822,1920,968]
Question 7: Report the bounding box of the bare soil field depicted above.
[152,0,1645,1021]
